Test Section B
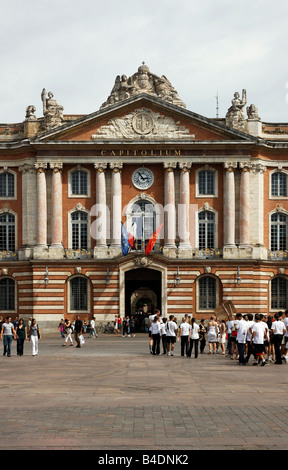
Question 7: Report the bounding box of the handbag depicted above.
[79,334,85,345]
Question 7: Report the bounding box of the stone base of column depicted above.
[109,245,123,258]
[33,245,49,259]
[18,246,34,261]
[49,245,65,259]
[94,246,110,259]
[251,245,268,260]
[162,245,178,258]
[177,245,193,259]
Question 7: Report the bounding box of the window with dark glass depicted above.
[198,211,215,249]
[71,170,88,195]
[271,172,287,197]
[199,276,216,309]
[70,277,88,311]
[0,278,15,310]
[198,170,215,195]
[271,277,287,310]
[0,173,14,197]
[131,200,156,251]
[271,213,287,251]
[71,211,88,249]
[0,214,15,251]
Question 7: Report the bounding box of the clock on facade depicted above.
[132,168,154,190]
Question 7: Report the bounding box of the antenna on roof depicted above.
[215,92,219,118]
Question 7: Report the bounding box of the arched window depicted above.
[0,172,14,198]
[199,276,216,310]
[0,213,15,251]
[130,200,156,251]
[0,278,15,310]
[71,211,88,250]
[70,277,88,311]
[198,211,215,249]
[271,276,287,310]
[71,170,88,196]
[198,170,215,195]
[271,172,287,197]
[271,213,287,251]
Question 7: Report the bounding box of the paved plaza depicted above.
[1,332,288,451]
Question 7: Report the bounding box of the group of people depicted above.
[59,316,98,348]
[146,310,288,366]
[114,315,136,337]
[225,311,288,366]
[0,316,41,357]
[147,311,206,357]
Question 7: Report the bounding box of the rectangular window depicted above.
[0,173,14,198]
[198,171,215,195]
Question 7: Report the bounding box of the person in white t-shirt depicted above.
[160,318,167,355]
[251,314,267,366]
[166,315,178,356]
[148,312,156,354]
[188,318,200,358]
[235,313,249,365]
[178,318,191,357]
[271,312,286,364]
[151,315,161,355]
[283,310,288,363]
[244,314,256,364]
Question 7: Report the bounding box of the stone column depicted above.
[239,162,251,248]
[163,163,177,254]
[18,164,37,260]
[178,162,192,254]
[110,162,123,254]
[223,162,237,248]
[50,162,63,252]
[94,163,108,256]
[35,163,48,248]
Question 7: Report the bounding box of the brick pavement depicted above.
[1,333,288,450]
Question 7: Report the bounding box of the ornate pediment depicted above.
[91,108,195,141]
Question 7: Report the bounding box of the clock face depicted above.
[132,168,154,190]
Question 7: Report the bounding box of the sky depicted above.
[1,0,288,124]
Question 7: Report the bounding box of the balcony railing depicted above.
[268,250,288,260]
[192,248,223,259]
[64,248,93,259]
[0,250,18,260]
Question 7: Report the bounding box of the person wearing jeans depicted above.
[1,316,16,357]
[29,318,41,356]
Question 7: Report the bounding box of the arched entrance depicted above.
[125,268,162,332]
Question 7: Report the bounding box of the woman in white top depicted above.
[207,316,219,354]
[166,315,178,356]
[178,318,191,357]
[188,318,200,358]
[218,320,226,355]
[151,315,161,355]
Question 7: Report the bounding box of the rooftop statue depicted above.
[225,89,247,131]
[41,88,64,131]
[101,63,186,109]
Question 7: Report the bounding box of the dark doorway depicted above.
[125,268,162,332]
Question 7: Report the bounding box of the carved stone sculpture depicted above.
[101,63,186,109]
[41,88,64,131]
[25,105,37,121]
[92,108,195,140]
[225,89,247,131]
[247,103,260,120]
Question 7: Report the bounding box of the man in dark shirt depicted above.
[74,315,83,348]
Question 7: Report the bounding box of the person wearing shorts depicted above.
[251,314,267,366]
[166,315,178,356]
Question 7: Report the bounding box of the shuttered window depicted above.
[0,278,15,310]
[199,276,216,309]
[70,277,88,311]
